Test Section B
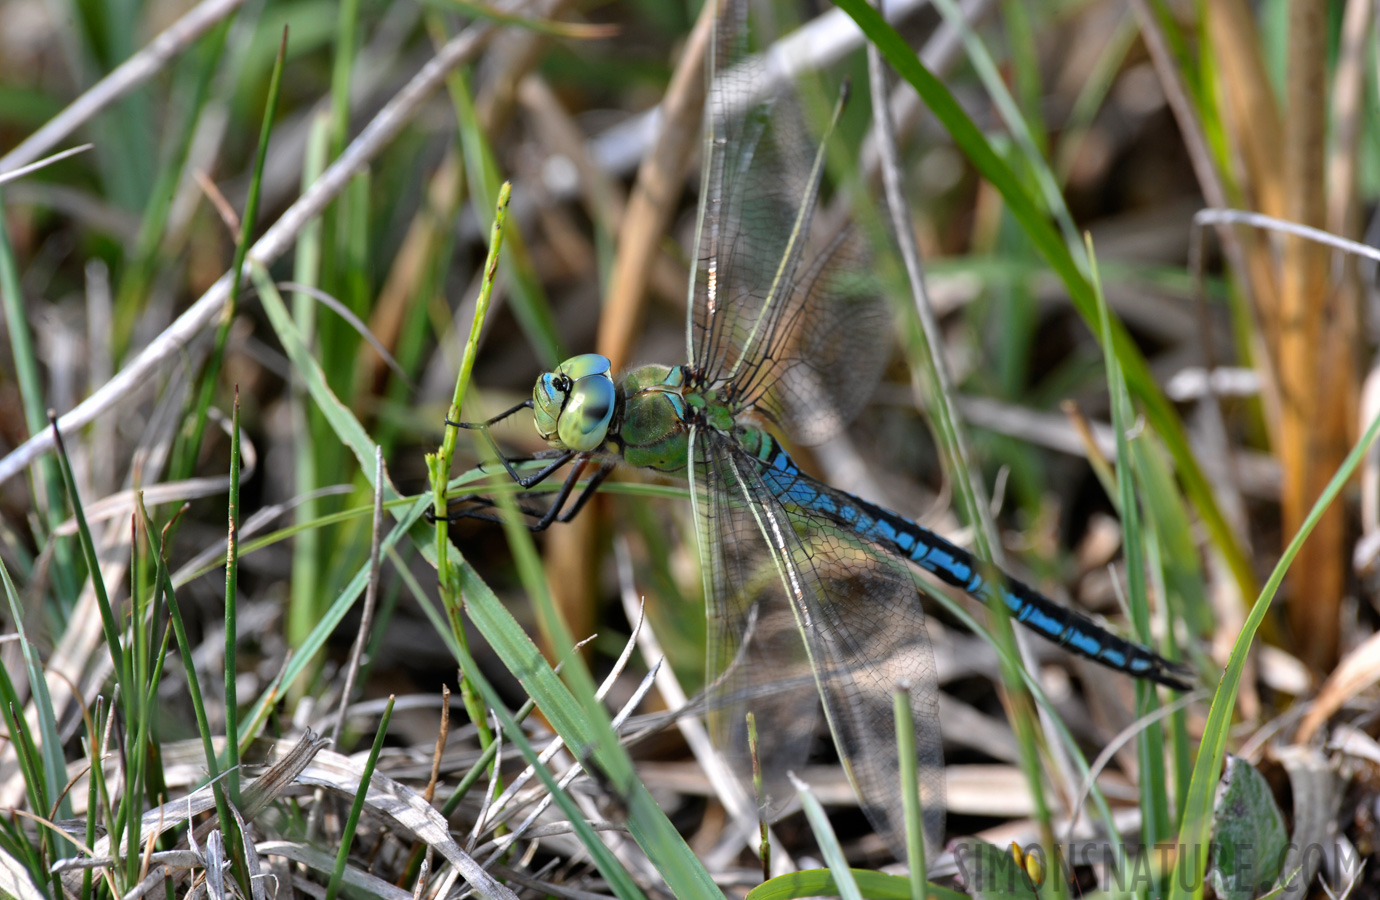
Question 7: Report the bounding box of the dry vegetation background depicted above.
[1,0,1379,898]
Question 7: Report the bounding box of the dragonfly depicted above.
[443,0,1192,855]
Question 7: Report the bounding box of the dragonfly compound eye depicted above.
[534,354,615,450]
[557,372,615,451]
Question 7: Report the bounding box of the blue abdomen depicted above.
[749,433,1188,688]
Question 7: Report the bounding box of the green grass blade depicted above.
[252,248,720,899]
[224,389,243,801]
[0,189,78,608]
[790,774,861,900]
[893,686,927,900]
[169,25,286,487]
[325,695,393,900]
[47,415,127,708]
[287,110,330,657]
[748,870,966,900]
[834,0,1256,613]
[0,554,70,822]
[433,21,562,366]
[113,16,234,353]
[1168,408,1380,899]
[1089,236,1173,885]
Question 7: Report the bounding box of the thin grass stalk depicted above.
[287,112,331,653]
[836,0,1257,612]
[224,389,242,801]
[0,188,79,608]
[747,712,770,880]
[47,415,129,723]
[0,555,69,824]
[113,16,235,353]
[81,730,99,900]
[863,0,1058,864]
[893,686,927,900]
[325,695,393,900]
[0,668,47,836]
[135,495,243,890]
[1088,236,1173,884]
[431,181,511,766]
[328,447,387,749]
[328,0,362,159]
[167,27,286,489]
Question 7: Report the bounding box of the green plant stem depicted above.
[431,180,511,770]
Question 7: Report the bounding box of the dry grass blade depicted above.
[1278,0,1343,674]
[297,747,520,900]
[0,4,514,487]
[254,842,414,899]
[1296,631,1380,743]
[0,0,247,174]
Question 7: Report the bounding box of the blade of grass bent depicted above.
[250,266,722,900]
[1168,407,1380,900]
[834,0,1255,617]
[168,26,287,489]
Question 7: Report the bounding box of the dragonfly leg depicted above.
[444,400,567,487]
[433,457,612,531]
[540,462,614,527]
[506,458,610,532]
[444,399,533,430]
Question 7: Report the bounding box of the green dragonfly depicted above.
[445,0,1191,854]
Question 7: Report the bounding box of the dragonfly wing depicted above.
[692,427,946,854]
[689,0,892,446]
[692,427,821,821]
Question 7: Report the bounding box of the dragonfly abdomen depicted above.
[750,433,1191,690]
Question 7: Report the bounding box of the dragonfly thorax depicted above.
[617,363,694,473]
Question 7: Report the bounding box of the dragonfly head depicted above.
[533,353,616,452]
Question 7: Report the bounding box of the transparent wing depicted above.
[692,427,820,821]
[688,0,891,445]
[690,426,946,854]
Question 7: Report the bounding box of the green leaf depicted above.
[746,869,966,900]
[1208,755,1287,900]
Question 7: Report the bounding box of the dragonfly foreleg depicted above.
[444,398,533,430]
[444,399,570,487]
